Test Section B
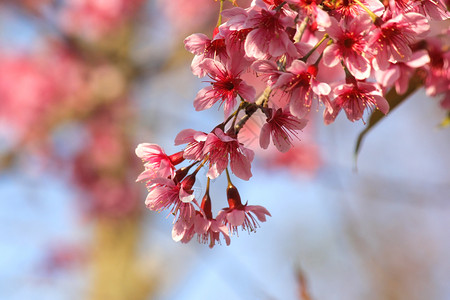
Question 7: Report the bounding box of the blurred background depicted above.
[0,1,449,300]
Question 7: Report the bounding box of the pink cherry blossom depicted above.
[194,58,256,117]
[260,108,308,152]
[218,24,253,58]
[174,129,208,161]
[145,178,196,222]
[242,2,298,59]
[287,0,332,28]
[324,81,389,124]
[323,15,373,80]
[369,12,430,70]
[145,178,180,212]
[135,143,183,182]
[273,60,331,117]
[375,50,430,94]
[184,33,228,77]
[221,6,249,31]
[195,193,231,248]
[203,128,255,180]
[216,184,271,234]
[252,59,284,86]
[196,217,231,248]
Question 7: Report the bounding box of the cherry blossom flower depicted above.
[216,184,271,234]
[145,178,197,224]
[323,15,373,80]
[194,58,256,117]
[203,128,255,180]
[196,217,231,248]
[218,24,253,58]
[252,59,284,86]
[332,0,385,21]
[260,108,308,152]
[195,193,231,248]
[174,129,208,161]
[242,1,298,59]
[324,81,389,124]
[413,0,450,20]
[375,50,430,94]
[135,143,184,182]
[273,60,331,117]
[184,33,228,77]
[287,0,331,28]
[173,192,231,247]
[144,178,180,212]
[369,12,430,71]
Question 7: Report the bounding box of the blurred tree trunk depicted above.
[90,215,155,300]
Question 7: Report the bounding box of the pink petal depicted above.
[193,86,216,111]
[323,44,341,67]
[252,60,279,74]
[172,220,188,242]
[347,55,370,80]
[135,143,163,159]
[272,130,292,152]
[184,33,209,54]
[287,60,307,74]
[406,50,430,68]
[259,123,271,149]
[375,66,400,88]
[373,95,389,115]
[315,7,331,28]
[237,81,256,102]
[198,58,226,78]
[227,210,246,226]
[230,151,253,180]
[174,129,196,145]
[244,29,267,59]
[289,87,308,118]
[312,81,331,96]
[325,17,342,39]
[246,205,271,222]
[194,214,210,234]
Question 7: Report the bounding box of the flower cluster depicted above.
[137,0,449,247]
